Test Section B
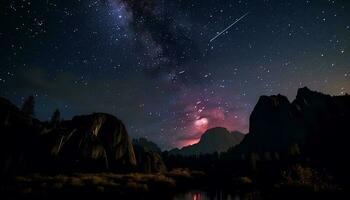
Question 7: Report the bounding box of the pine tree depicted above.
[50,109,61,125]
[21,95,35,116]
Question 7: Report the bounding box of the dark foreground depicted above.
[1,168,347,200]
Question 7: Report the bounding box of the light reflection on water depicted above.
[173,190,242,200]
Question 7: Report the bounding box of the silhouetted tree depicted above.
[50,109,61,126]
[21,95,35,116]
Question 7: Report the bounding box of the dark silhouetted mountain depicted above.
[169,127,245,156]
[231,94,306,155]
[292,87,350,166]
[227,87,350,174]
[0,97,137,174]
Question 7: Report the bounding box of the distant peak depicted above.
[170,127,245,156]
[200,127,231,138]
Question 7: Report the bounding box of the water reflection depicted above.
[173,190,243,200]
[192,192,200,200]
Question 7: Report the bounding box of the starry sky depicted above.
[0,0,349,149]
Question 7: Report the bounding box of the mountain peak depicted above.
[200,127,230,140]
[234,87,350,155]
[169,127,244,156]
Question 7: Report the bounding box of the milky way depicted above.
[0,0,349,149]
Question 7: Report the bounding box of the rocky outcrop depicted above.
[0,97,137,174]
[133,138,166,173]
[229,87,350,172]
[292,87,350,165]
[49,113,137,171]
[170,127,245,156]
[235,94,306,154]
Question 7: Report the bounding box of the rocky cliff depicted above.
[49,113,137,171]
[0,97,137,174]
[229,87,350,170]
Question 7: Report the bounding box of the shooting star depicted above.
[209,12,250,43]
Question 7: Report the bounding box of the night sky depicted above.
[0,0,349,149]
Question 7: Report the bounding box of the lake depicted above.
[173,190,261,200]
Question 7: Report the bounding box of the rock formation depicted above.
[229,87,350,174]
[49,113,137,171]
[0,97,137,174]
[133,138,166,173]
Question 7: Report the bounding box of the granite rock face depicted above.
[230,87,350,171]
[50,113,137,171]
[238,94,305,153]
[0,97,137,174]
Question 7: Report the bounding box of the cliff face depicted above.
[237,94,306,153]
[292,87,350,163]
[49,113,137,171]
[231,87,350,168]
[0,97,137,174]
[170,127,245,156]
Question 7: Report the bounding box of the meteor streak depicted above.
[209,12,250,43]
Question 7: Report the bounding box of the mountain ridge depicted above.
[226,86,350,172]
[169,127,245,156]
